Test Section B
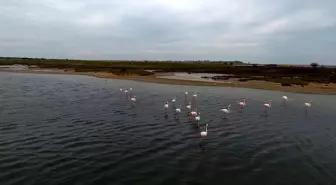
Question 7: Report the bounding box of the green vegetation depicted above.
[1,57,335,86]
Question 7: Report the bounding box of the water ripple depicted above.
[1,72,336,185]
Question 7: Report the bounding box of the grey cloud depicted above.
[0,0,336,64]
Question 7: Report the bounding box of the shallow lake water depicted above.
[1,72,336,185]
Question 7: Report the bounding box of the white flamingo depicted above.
[282,96,292,102]
[195,112,200,121]
[304,101,312,108]
[220,104,231,113]
[124,89,128,98]
[186,102,191,110]
[175,105,182,113]
[172,97,176,103]
[304,101,312,112]
[190,109,198,116]
[130,96,136,102]
[164,101,169,114]
[239,99,246,109]
[200,124,208,137]
[193,92,198,98]
[264,100,272,115]
[185,89,188,102]
[190,109,197,116]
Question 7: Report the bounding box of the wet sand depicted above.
[1,68,336,95]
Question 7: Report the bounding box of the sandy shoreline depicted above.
[1,68,336,95]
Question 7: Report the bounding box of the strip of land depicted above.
[1,57,336,95]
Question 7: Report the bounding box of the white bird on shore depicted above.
[220,104,231,113]
[193,93,198,97]
[130,96,136,102]
[200,124,208,137]
[120,88,123,91]
[172,97,176,103]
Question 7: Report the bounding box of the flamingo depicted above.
[220,104,231,113]
[172,97,176,103]
[190,109,198,116]
[239,99,246,109]
[164,101,169,114]
[195,112,200,121]
[304,101,312,113]
[200,124,208,137]
[264,100,272,115]
[130,96,136,102]
[186,102,191,110]
[193,92,198,98]
[175,105,182,113]
[124,89,129,98]
[282,96,292,102]
[304,101,312,108]
[129,88,133,96]
[184,88,189,103]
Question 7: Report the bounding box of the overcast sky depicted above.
[1,0,335,64]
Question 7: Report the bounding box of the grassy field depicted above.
[1,57,335,86]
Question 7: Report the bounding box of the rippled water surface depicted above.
[1,72,336,185]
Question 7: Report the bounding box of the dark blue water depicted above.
[1,72,336,185]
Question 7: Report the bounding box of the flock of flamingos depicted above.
[120,87,313,137]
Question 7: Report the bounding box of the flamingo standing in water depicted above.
[200,124,208,137]
[239,99,246,110]
[282,96,292,103]
[190,109,198,117]
[124,89,129,99]
[175,105,182,113]
[164,101,169,115]
[195,112,200,121]
[129,88,133,97]
[186,102,191,111]
[264,100,272,115]
[220,104,231,113]
[304,101,312,112]
[175,105,182,118]
[172,97,176,108]
[130,96,136,107]
[185,88,188,102]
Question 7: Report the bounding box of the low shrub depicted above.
[281,83,292,86]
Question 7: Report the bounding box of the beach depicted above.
[1,67,336,95]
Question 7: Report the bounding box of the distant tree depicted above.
[310,62,319,69]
